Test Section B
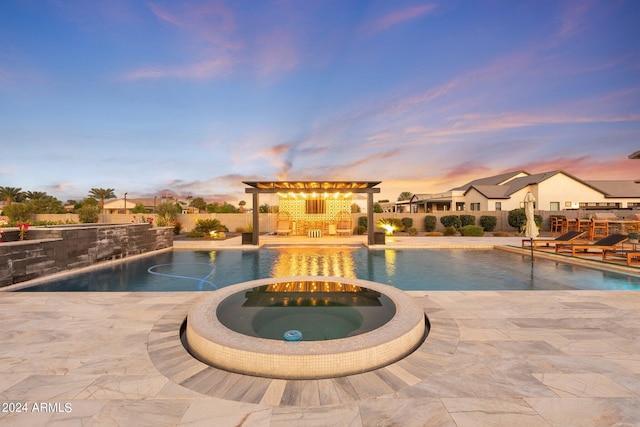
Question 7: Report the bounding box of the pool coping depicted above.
[149,291,455,406]
[184,277,427,379]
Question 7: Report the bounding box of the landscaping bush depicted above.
[459,225,484,236]
[401,217,413,230]
[186,230,206,238]
[387,218,405,232]
[460,214,475,227]
[479,215,497,232]
[173,221,182,235]
[424,215,437,232]
[407,227,418,236]
[76,205,100,223]
[194,218,227,233]
[507,208,526,230]
[508,208,542,231]
[358,216,367,230]
[440,215,461,229]
[443,226,457,236]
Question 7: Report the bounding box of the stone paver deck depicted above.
[1,236,639,426]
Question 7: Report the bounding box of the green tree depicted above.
[397,192,413,201]
[238,200,247,211]
[24,191,48,200]
[25,197,65,214]
[190,197,207,212]
[132,203,148,213]
[351,203,361,213]
[259,203,271,213]
[0,186,23,205]
[373,203,383,213]
[88,188,116,211]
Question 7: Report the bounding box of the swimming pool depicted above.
[17,246,640,291]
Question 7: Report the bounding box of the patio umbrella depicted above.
[523,191,538,261]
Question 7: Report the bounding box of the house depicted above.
[395,170,640,213]
[102,198,160,214]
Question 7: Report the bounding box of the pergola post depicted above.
[367,191,375,245]
[252,191,259,245]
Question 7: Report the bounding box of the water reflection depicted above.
[271,247,357,278]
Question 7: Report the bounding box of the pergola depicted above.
[243,181,381,245]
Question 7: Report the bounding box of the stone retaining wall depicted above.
[0,224,173,288]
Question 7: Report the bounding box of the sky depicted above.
[1,0,639,206]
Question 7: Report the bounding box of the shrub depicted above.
[460,215,475,227]
[440,215,461,229]
[508,208,542,231]
[77,205,100,223]
[459,225,484,236]
[401,217,413,230]
[173,221,182,235]
[387,218,405,232]
[186,230,206,238]
[194,218,227,233]
[407,227,418,236]
[479,215,497,232]
[508,208,526,230]
[492,231,511,237]
[355,225,366,235]
[156,202,179,227]
[2,203,32,223]
[443,226,457,236]
[424,215,437,232]
[358,216,367,230]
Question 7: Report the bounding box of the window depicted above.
[305,199,325,214]
[495,202,502,211]
[550,202,560,211]
[470,203,480,211]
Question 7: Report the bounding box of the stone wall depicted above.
[0,224,173,288]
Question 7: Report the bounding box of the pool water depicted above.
[215,282,396,341]
[18,247,640,292]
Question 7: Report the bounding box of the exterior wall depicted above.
[536,174,605,211]
[464,188,490,211]
[0,224,173,288]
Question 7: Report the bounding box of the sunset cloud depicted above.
[360,4,437,36]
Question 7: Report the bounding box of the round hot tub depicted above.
[185,276,427,379]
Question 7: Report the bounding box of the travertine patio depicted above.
[1,236,639,426]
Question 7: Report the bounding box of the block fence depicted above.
[32,210,602,233]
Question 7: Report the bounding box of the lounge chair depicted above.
[555,234,628,256]
[602,249,640,266]
[521,230,587,249]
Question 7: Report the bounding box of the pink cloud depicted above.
[121,57,235,80]
[360,4,438,36]
[254,30,300,77]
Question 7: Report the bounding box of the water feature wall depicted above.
[0,223,173,287]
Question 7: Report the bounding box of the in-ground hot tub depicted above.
[184,276,427,379]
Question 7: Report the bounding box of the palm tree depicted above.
[0,186,23,205]
[25,191,48,200]
[88,188,116,211]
